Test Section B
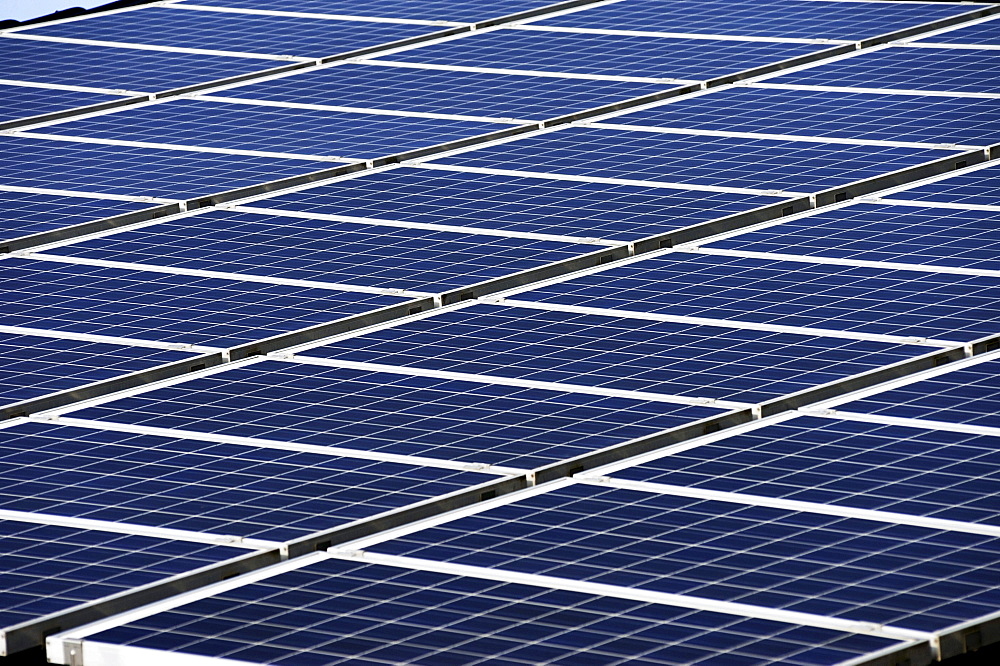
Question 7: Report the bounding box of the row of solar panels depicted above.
[1,0,999,665]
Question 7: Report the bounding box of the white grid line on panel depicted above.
[860,197,1000,213]
[581,121,983,151]
[799,409,1000,438]
[0,509,278,551]
[43,416,526,476]
[1,33,309,62]
[19,253,430,297]
[0,185,175,203]
[327,551,933,642]
[686,247,1000,278]
[745,81,1000,99]
[226,206,617,246]
[271,355,748,409]
[354,59,692,84]
[0,78,143,96]
[166,3,468,27]
[861,159,1000,199]
[412,163,806,196]
[0,326,219,354]
[899,42,1000,51]
[573,476,1000,538]
[487,299,959,347]
[509,24,852,45]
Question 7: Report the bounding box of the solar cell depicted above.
[0,135,338,198]
[0,518,245,629]
[0,332,193,407]
[530,0,975,40]
[837,359,1000,429]
[0,37,277,92]
[605,86,1000,145]
[213,62,673,121]
[36,98,507,160]
[770,46,1000,94]
[245,166,786,242]
[81,557,903,666]
[21,7,443,59]
[610,415,1000,527]
[0,83,124,124]
[705,203,1000,270]
[883,165,1000,206]
[68,360,725,468]
[0,191,153,244]
[512,252,1000,341]
[174,0,573,22]
[0,421,497,542]
[300,303,929,403]
[0,257,406,346]
[373,29,825,79]
[42,210,598,292]
[429,126,957,191]
[914,17,1000,46]
[373,483,1000,631]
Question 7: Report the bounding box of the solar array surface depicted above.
[1,1,999,666]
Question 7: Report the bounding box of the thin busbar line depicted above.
[0,184,175,203]
[0,325,220,354]
[745,81,1000,99]
[0,78,143,96]
[352,59,690,84]
[859,197,1000,213]
[798,409,1000,438]
[1,33,309,62]
[510,23,851,45]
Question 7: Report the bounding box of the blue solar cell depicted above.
[44,210,595,292]
[375,483,1000,631]
[0,83,122,123]
[613,415,1000,526]
[85,557,901,666]
[249,166,784,242]
[531,0,974,40]
[771,46,1000,93]
[0,191,152,243]
[216,62,673,121]
[375,28,825,79]
[0,421,494,542]
[707,203,1000,270]
[430,126,956,191]
[514,253,1000,341]
[0,37,276,92]
[0,518,243,629]
[0,333,193,406]
[0,135,337,198]
[302,303,927,402]
[884,166,1000,206]
[24,7,442,58]
[839,359,1000,428]
[916,17,1000,46]
[180,0,564,22]
[0,257,404,346]
[39,99,506,160]
[609,86,1000,144]
[70,360,723,468]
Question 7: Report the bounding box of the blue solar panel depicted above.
[613,415,1000,526]
[248,166,785,241]
[430,126,956,191]
[215,62,673,121]
[884,165,1000,206]
[39,99,506,160]
[0,257,405,346]
[0,135,337,198]
[707,203,1000,270]
[608,86,1000,145]
[180,0,557,22]
[531,0,974,40]
[0,518,244,628]
[44,210,596,292]
[85,557,902,666]
[771,46,1000,93]
[70,360,724,468]
[374,483,1000,631]
[839,359,1000,429]
[0,83,123,123]
[0,421,496,542]
[916,17,1000,46]
[0,191,153,243]
[0,333,193,406]
[0,37,276,92]
[375,29,825,79]
[301,303,927,403]
[23,7,442,59]
[514,253,1000,341]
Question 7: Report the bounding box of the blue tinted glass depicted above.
[0,83,121,123]
[0,191,151,243]
[885,166,1000,206]
[185,0,565,22]
[915,17,1000,46]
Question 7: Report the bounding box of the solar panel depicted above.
[3,0,1000,664]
